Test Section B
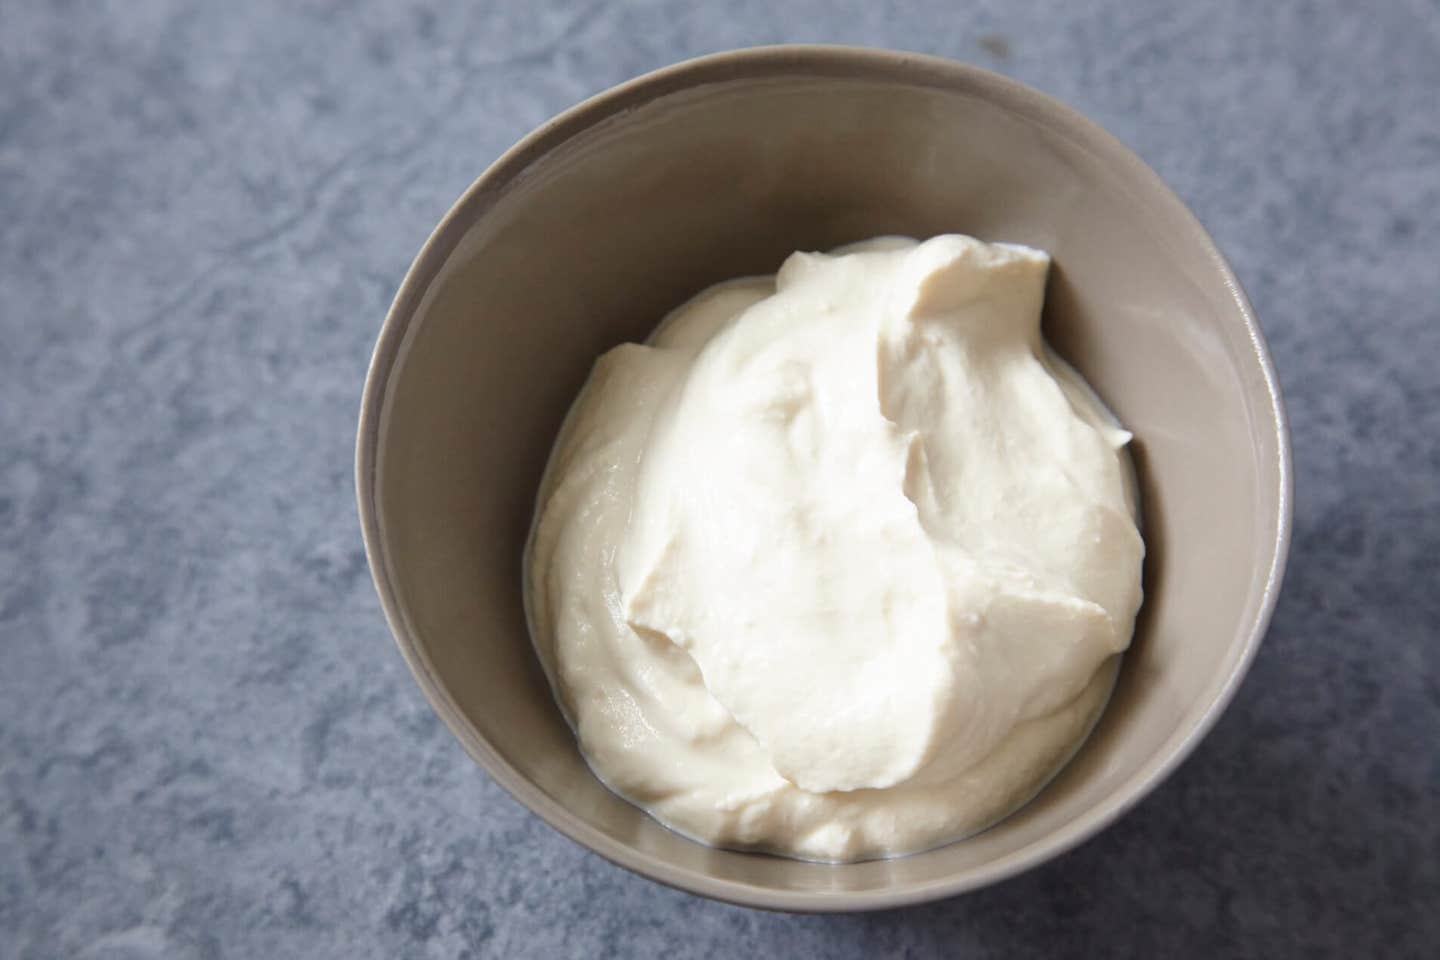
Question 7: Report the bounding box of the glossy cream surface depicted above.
[526,235,1143,861]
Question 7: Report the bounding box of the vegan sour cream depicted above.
[525,235,1143,861]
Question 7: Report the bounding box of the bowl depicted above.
[356,46,1291,911]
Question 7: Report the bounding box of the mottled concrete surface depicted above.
[2,1,1437,956]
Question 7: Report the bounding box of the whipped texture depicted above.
[526,235,1144,861]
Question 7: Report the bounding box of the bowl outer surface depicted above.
[357,46,1291,911]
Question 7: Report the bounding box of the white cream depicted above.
[525,235,1144,862]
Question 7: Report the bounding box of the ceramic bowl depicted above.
[357,46,1291,911]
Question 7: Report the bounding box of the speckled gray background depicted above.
[2,0,1437,956]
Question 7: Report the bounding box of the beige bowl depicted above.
[356,46,1291,911]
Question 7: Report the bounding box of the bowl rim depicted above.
[356,43,1293,913]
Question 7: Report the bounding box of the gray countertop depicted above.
[3,1,1437,956]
